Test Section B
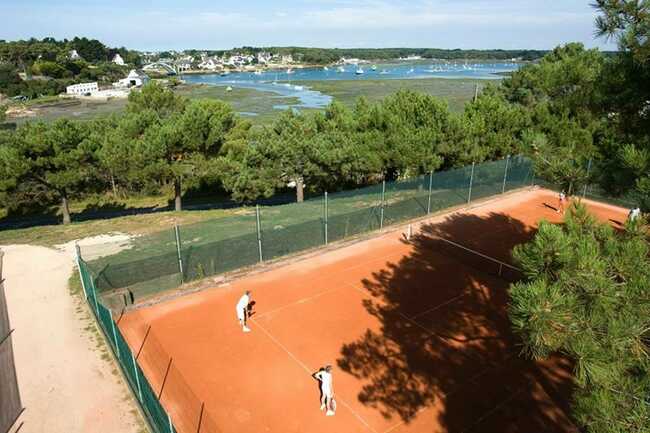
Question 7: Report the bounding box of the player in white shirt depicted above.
[313,365,335,416]
[558,191,566,214]
[628,206,641,222]
[236,291,252,333]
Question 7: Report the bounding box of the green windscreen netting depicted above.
[83,157,538,304]
[260,198,325,261]
[327,182,383,243]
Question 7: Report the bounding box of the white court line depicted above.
[254,285,349,320]
[250,317,378,433]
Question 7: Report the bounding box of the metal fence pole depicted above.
[132,353,143,402]
[467,162,475,204]
[109,310,120,358]
[255,205,263,262]
[74,243,90,301]
[502,155,510,194]
[583,158,592,198]
[380,180,386,230]
[324,192,328,245]
[168,412,174,433]
[174,225,184,283]
[427,170,434,214]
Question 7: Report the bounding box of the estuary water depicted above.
[183,61,521,111]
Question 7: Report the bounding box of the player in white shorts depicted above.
[236,290,252,333]
[313,365,335,416]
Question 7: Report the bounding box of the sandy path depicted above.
[2,244,141,433]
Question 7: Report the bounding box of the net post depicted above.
[168,413,174,433]
[132,353,143,402]
[109,309,120,358]
[255,205,263,262]
[583,158,592,198]
[467,162,475,204]
[324,192,328,245]
[427,170,433,214]
[174,225,184,284]
[380,180,386,230]
[502,155,510,194]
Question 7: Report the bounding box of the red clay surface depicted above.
[119,189,629,433]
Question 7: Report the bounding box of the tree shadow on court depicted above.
[337,211,577,432]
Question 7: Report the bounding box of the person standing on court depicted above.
[313,365,335,416]
[557,190,566,214]
[236,290,252,333]
[628,206,641,222]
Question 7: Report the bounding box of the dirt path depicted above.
[2,244,141,433]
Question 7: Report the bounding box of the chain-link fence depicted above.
[83,156,536,306]
[0,251,23,433]
[77,255,222,433]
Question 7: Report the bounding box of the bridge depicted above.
[142,62,177,75]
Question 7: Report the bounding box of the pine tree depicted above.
[509,202,650,433]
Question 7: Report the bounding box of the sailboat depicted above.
[286,68,294,74]
[355,66,364,75]
[371,65,377,71]
[323,66,329,71]
[337,66,345,73]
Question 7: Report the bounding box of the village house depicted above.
[68,49,82,60]
[114,69,149,88]
[112,53,125,65]
[66,82,98,96]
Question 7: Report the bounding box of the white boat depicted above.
[371,65,377,71]
[220,71,230,76]
[226,86,233,92]
[407,68,414,74]
[254,70,262,76]
[286,68,294,74]
[355,67,364,75]
[323,66,329,71]
[337,66,345,73]
[294,85,304,91]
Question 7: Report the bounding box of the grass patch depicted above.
[303,78,485,113]
[0,206,249,247]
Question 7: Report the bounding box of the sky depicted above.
[0,0,617,51]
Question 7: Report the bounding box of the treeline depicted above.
[192,47,548,64]
[0,37,142,98]
[1,39,649,224]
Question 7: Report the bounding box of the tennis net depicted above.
[430,236,524,283]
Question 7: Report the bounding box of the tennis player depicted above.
[557,191,566,214]
[236,290,252,333]
[628,206,641,222]
[313,365,335,416]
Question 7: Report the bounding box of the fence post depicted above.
[74,243,90,301]
[380,180,386,230]
[324,192,328,245]
[427,170,434,214]
[132,353,143,402]
[174,225,184,284]
[502,155,510,194]
[109,310,120,358]
[583,158,592,198]
[255,205,263,262]
[467,162,475,204]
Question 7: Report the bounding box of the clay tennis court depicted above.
[118,188,628,433]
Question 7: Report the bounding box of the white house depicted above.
[69,49,82,60]
[114,70,149,88]
[281,54,294,64]
[66,82,98,96]
[198,58,223,71]
[112,53,125,65]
